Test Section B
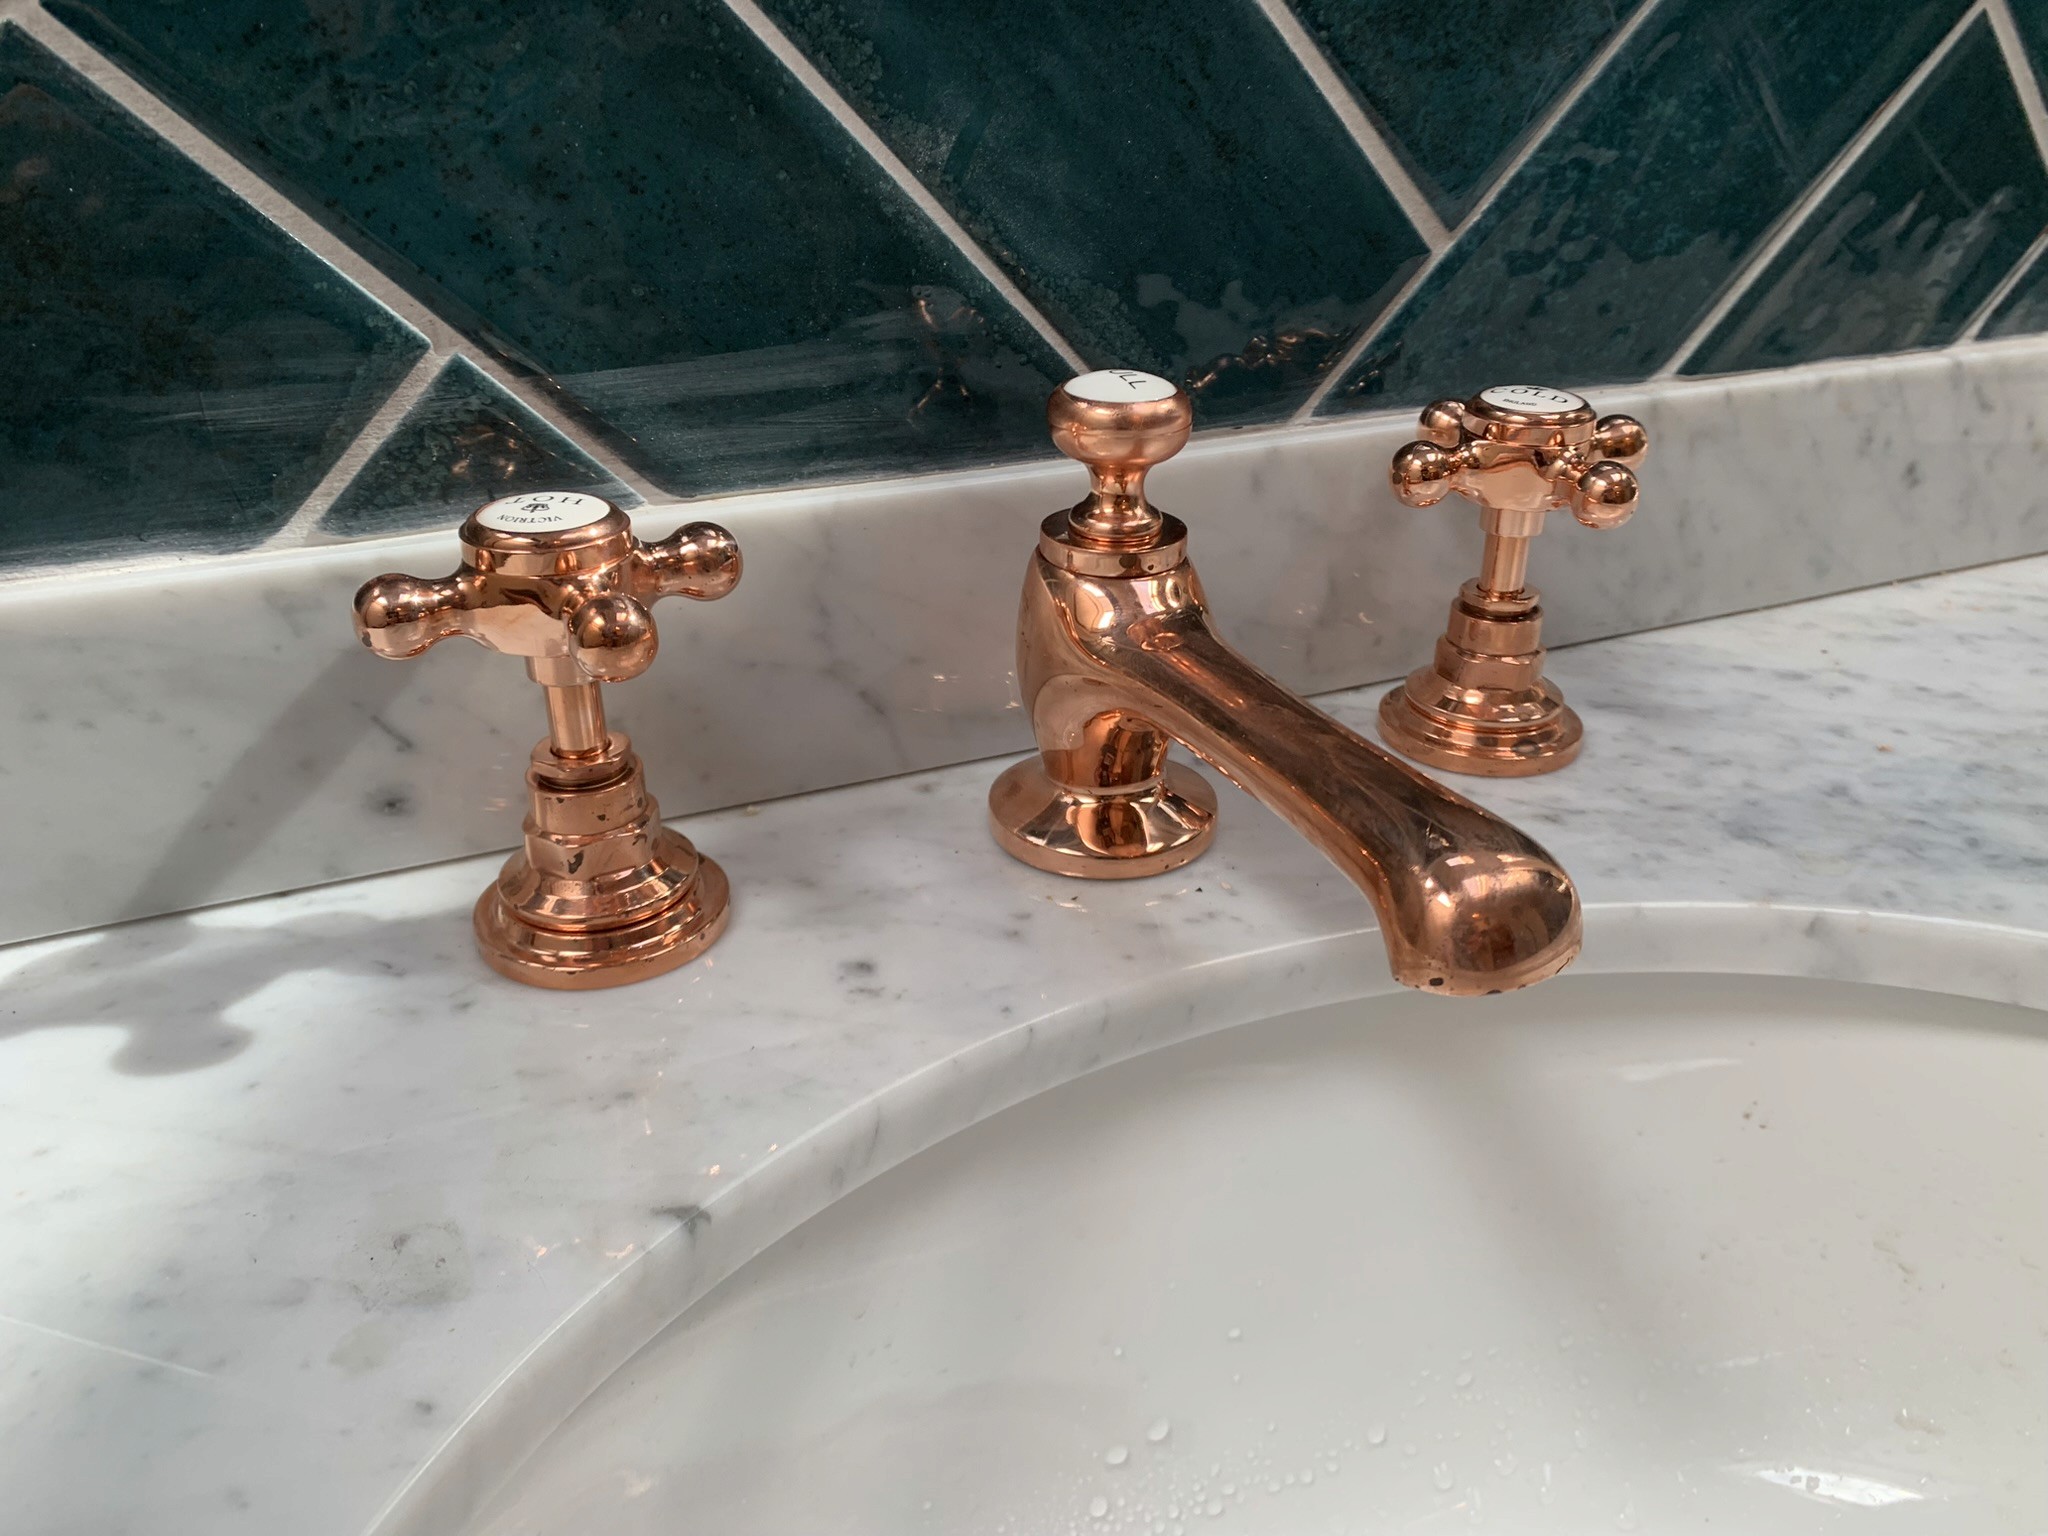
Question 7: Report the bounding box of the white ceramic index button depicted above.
[474,490,614,533]
[1479,384,1587,415]
[1062,369,1178,404]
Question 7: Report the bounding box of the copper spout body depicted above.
[991,375,1582,995]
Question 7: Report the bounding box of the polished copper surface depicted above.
[1380,386,1648,776]
[1047,369,1192,549]
[352,491,741,988]
[991,373,1582,996]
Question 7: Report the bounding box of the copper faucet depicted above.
[987,372,1580,995]
[352,492,740,989]
[1379,385,1648,775]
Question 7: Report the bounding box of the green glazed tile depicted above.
[1685,19,2048,374]
[50,0,1068,495]
[754,0,1428,424]
[1980,241,2048,338]
[1289,0,1642,221]
[0,22,423,569]
[2005,0,2048,83]
[319,359,638,538]
[1323,0,1972,413]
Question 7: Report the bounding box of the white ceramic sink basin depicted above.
[474,968,2048,1534]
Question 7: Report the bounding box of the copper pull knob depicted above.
[1379,386,1648,776]
[350,491,742,990]
[1047,369,1192,549]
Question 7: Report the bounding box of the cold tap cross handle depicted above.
[1377,388,1648,777]
[1390,384,1646,532]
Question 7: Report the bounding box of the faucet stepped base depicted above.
[472,735,730,989]
[988,758,1217,880]
[1377,673,1584,777]
[474,849,728,990]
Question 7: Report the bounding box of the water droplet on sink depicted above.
[1090,1496,1109,1519]
[1494,1453,1518,1477]
[1205,1498,1222,1517]
[1433,1463,1455,1491]
[1105,1445,1129,1467]
[1616,1500,1638,1530]
[1226,1327,1242,1341]
[1455,1370,1474,1388]
[1366,1424,1388,1447]
[1557,1333,1575,1351]
[1573,1427,1590,1450]
[1148,1418,1172,1444]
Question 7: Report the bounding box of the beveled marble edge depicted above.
[4,337,2048,945]
[378,903,2048,1536]
[2,552,2046,1536]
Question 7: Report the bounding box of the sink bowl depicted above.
[472,958,2048,1533]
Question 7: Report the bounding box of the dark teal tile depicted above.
[0,22,422,569]
[1685,19,2048,375]
[48,0,1068,495]
[2006,0,2048,85]
[1289,0,1642,221]
[1980,240,2048,337]
[319,359,638,537]
[1323,0,1972,413]
[753,0,1428,424]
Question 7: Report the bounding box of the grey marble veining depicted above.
[0,553,2045,1535]
[5,338,2048,946]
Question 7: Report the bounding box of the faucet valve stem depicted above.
[350,492,742,989]
[1379,385,1647,776]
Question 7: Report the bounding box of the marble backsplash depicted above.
[5,337,2047,946]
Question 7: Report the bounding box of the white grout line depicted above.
[1250,0,1448,250]
[717,0,1089,374]
[1961,223,2048,339]
[259,350,450,548]
[1293,0,1672,421]
[14,6,661,511]
[1986,0,2048,168]
[1656,2,1988,378]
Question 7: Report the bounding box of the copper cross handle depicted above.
[1390,384,1646,594]
[1377,387,1647,777]
[354,491,740,681]
[349,491,743,990]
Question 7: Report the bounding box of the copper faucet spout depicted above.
[1007,546,1580,995]
[990,371,1582,996]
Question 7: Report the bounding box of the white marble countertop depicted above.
[4,555,2047,1536]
